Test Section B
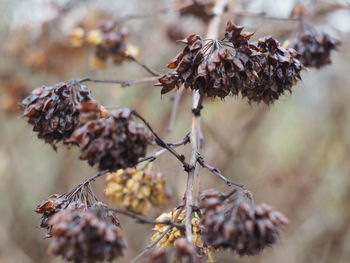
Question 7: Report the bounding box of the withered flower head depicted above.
[244,36,303,104]
[146,238,206,263]
[289,32,341,68]
[35,194,70,232]
[22,81,94,149]
[49,202,125,263]
[200,189,289,256]
[157,21,303,104]
[69,108,154,172]
[105,167,170,215]
[88,21,130,68]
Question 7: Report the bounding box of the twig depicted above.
[138,133,190,163]
[131,111,192,172]
[127,55,161,77]
[112,208,184,229]
[167,85,185,133]
[196,153,244,188]
[129,205,184,263]
[77,76,159,87]
[66,170,109,199]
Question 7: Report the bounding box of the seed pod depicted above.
[69,108,154,172]
[49,202,125,263]
[200,189,289,256]
[289,33,340,68]
[22,82,94,149]
[105,167,170,214]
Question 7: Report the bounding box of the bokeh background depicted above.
[1,0,350,262]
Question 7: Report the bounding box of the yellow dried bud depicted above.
[105,168,169,215]
[150,208,202,248]
[99,105,108,118]
[86,29,103,45]
[70,27,85,47]
[125,44,140,58]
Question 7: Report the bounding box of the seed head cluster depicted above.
[49,202,126,263]
[200,189,289,255]
[105,167,170,214]
[22,82,93,148]
[70,20,139,68]
[69,108,153,172]
[157,21,303,104]
[289,32,340,68]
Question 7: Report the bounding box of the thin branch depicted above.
[66,170,109,199]
[127,55,161,77]
[112,208,184,229]
[131,111,192,172]
[167,85,185,133]
[196,153,244,188]
[77,76,159,87]
[138,132,190,164]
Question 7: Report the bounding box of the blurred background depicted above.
[1,0,350,262]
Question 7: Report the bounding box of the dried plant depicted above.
[15,1,344,263]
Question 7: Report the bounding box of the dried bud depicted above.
[49,202,125,263]
[289,33,340,68]
[35,194,70,231]
[200,189,289,256]
[22,82,94,149]
[70,27,85,47]
[105,167,170,214]
[69,108,154,172]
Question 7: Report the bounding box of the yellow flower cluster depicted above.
[151,208,201,248]
[69,27,103,48]
[105,168,169,215]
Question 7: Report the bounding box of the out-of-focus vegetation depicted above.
[0,0,350,262]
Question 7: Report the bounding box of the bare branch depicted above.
[138,132,190,164]
[112,208,184,229]
[77,76,159,87]
[131,111,192,172]
[127,55,161,77]
[196,153,244,188]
